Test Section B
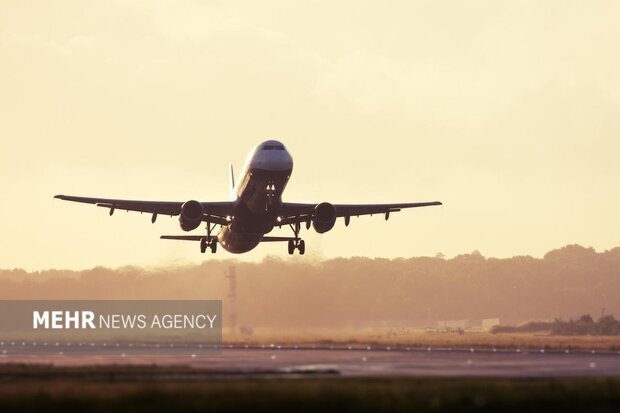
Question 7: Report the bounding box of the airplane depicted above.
[55,140,442,255]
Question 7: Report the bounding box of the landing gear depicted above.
[287,239,305,255]
[200,221,219,254]
[287,221,305,255]
[200,237,218,254]
[266,181,276,213]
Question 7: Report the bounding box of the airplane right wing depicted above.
[54,195,233,224]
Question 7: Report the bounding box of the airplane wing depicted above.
[278,201,442,225]
[53,195,233,224]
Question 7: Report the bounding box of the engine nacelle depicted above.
[312,202,337,233]
[179,200,203,232]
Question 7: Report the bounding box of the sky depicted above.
[1,0,619,270]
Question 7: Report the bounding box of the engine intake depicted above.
[179,200,203,231]
[312,202,337,233]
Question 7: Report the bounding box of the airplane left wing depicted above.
[278,201,442,225]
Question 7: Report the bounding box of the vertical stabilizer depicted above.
[229,164,235,199]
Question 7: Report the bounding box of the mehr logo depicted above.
[33,311,96,329]
[32,310,218,330]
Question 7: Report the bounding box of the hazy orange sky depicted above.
[1,1,618,270]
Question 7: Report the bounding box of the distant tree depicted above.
[596,314,620,336]
[579,314,594,323]
[543,244,597,261]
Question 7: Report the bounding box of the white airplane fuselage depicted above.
[217,140,293,253]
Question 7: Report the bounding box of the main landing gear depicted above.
[287,239,305,255]
[200,221,218,254]
[287,221,305,255]
[200,237,217,254]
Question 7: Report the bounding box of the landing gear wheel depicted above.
[210,240,217,254]
[287,221,305,255]
[200,238,207,254]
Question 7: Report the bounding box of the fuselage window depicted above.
[275,145,285,150]
[263,145,275,150]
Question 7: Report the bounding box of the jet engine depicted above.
[179,200,203,231]
[312,202,337,233]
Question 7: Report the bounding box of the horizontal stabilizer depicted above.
[260,236,298,242]
[160,235,298,243]
[161,235,207,241]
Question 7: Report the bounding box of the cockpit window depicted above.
[261,143,285,151]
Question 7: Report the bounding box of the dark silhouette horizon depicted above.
[2,244,618,328]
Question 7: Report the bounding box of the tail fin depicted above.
[229,164,235,199]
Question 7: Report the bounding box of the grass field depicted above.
[0,364,619,412]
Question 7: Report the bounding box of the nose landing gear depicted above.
[265,181,276,213]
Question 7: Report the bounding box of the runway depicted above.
[2,342,620,377]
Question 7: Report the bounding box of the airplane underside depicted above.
[175,167,306,255]
[216,226,262,253]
